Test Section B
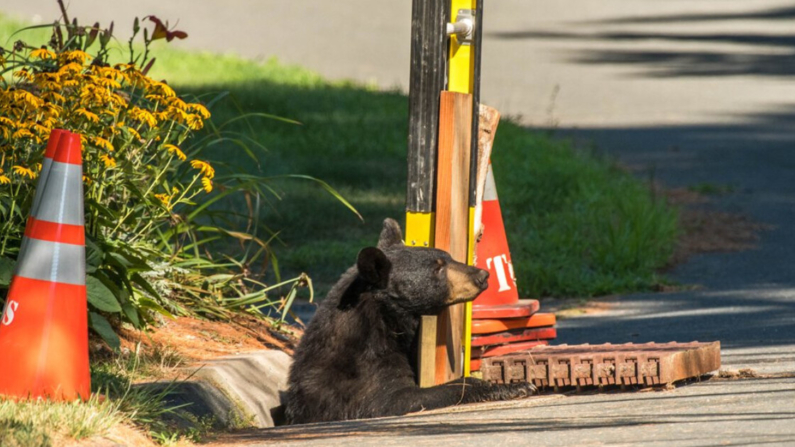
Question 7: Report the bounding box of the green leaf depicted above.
[137,296,175,319]
[86,276,122,313]
[89,312,120,351]
[0,256,15,288]
[121,302,141,328]
[130,273,161,300]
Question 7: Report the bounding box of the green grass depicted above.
[1,14,678,298]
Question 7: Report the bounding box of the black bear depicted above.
[284,218,536,424]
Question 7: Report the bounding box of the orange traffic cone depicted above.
[0,131,90,400]
[473,163,520,306]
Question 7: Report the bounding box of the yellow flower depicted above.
[149,80,176,98]
[129,107,157,127]
[185,114,204,130]
[164,144,186,161]
[13,90,43,108]
[11,128,34,140]
[0,117,13,127]
[75,108,100,124]
[41,91,66,103]
[201,177,213,193]
[0,175,9,185]
[92,76,121,89]
[190,160,215,179]
[124,126,141,141]
[167,97,188,111]
[93,136,114,151]
[82,175,92,184]
[0,126,10,140]
[12,165,35,179]
[100,154,116,168]
[63,50,92,64]
[145,94,166,103]
[34,72,61,91]
[30,47,56,60]
[154,193,171,208]
[30,123,50,136]
[167,107,189,122]
[13,68,33,81]
[187,103,211,119]
[58,62,84,75]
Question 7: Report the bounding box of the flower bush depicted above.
[0,46,213,252]
[0,8,339,347]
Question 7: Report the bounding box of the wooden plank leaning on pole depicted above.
[407,0,488,386]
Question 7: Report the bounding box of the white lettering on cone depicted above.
[486,255,513,292]
[2,300,19,326]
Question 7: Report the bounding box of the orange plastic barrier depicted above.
[471,313,556,335]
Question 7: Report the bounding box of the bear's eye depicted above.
[435,258,446,275]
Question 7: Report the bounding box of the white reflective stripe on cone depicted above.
[17,158,54,263]
[30,158,53,217]
[483,164,499,201]
[35,161,84,226]
[15,238,86,286]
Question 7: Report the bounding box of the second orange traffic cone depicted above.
[0,131,90,400]
[473,163,519,306]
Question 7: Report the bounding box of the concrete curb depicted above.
[143,350,292,429]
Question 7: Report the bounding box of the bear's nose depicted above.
[475,269,489,290]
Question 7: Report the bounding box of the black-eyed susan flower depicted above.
[201,176,213,193]
[63,50,91,64]
[30,47,56,60]
[185,114,204,130]
[12,165,35,179]
[93,136,114,151]
[99,154,116,168]
[164,144,186,161]
[129,106,157,127]
[75,108,100,124]
[190,159,215,179]
[154,193,171,207]
[187,103,211,119]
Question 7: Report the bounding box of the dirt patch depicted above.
[62,424,160,447]
[91,315,302,364]
[665,188,773,266]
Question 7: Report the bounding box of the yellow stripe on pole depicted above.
[449,0,477,95]
[463,205,476,376]
[449,0,478,377]
[405,211,435,248]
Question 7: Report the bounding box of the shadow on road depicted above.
[489,4,795,78]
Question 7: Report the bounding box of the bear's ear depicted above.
[377,218,404,249]
[357,247,391,289]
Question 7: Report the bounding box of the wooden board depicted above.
[473,104,501,252]
[417,315,438,388]
[432,91,473,384]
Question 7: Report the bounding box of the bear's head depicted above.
[355,218,490,315]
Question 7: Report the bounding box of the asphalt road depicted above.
[5,1,795,445]
[210,377,795,446]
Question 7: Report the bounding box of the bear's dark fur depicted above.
[284,218,536,424]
